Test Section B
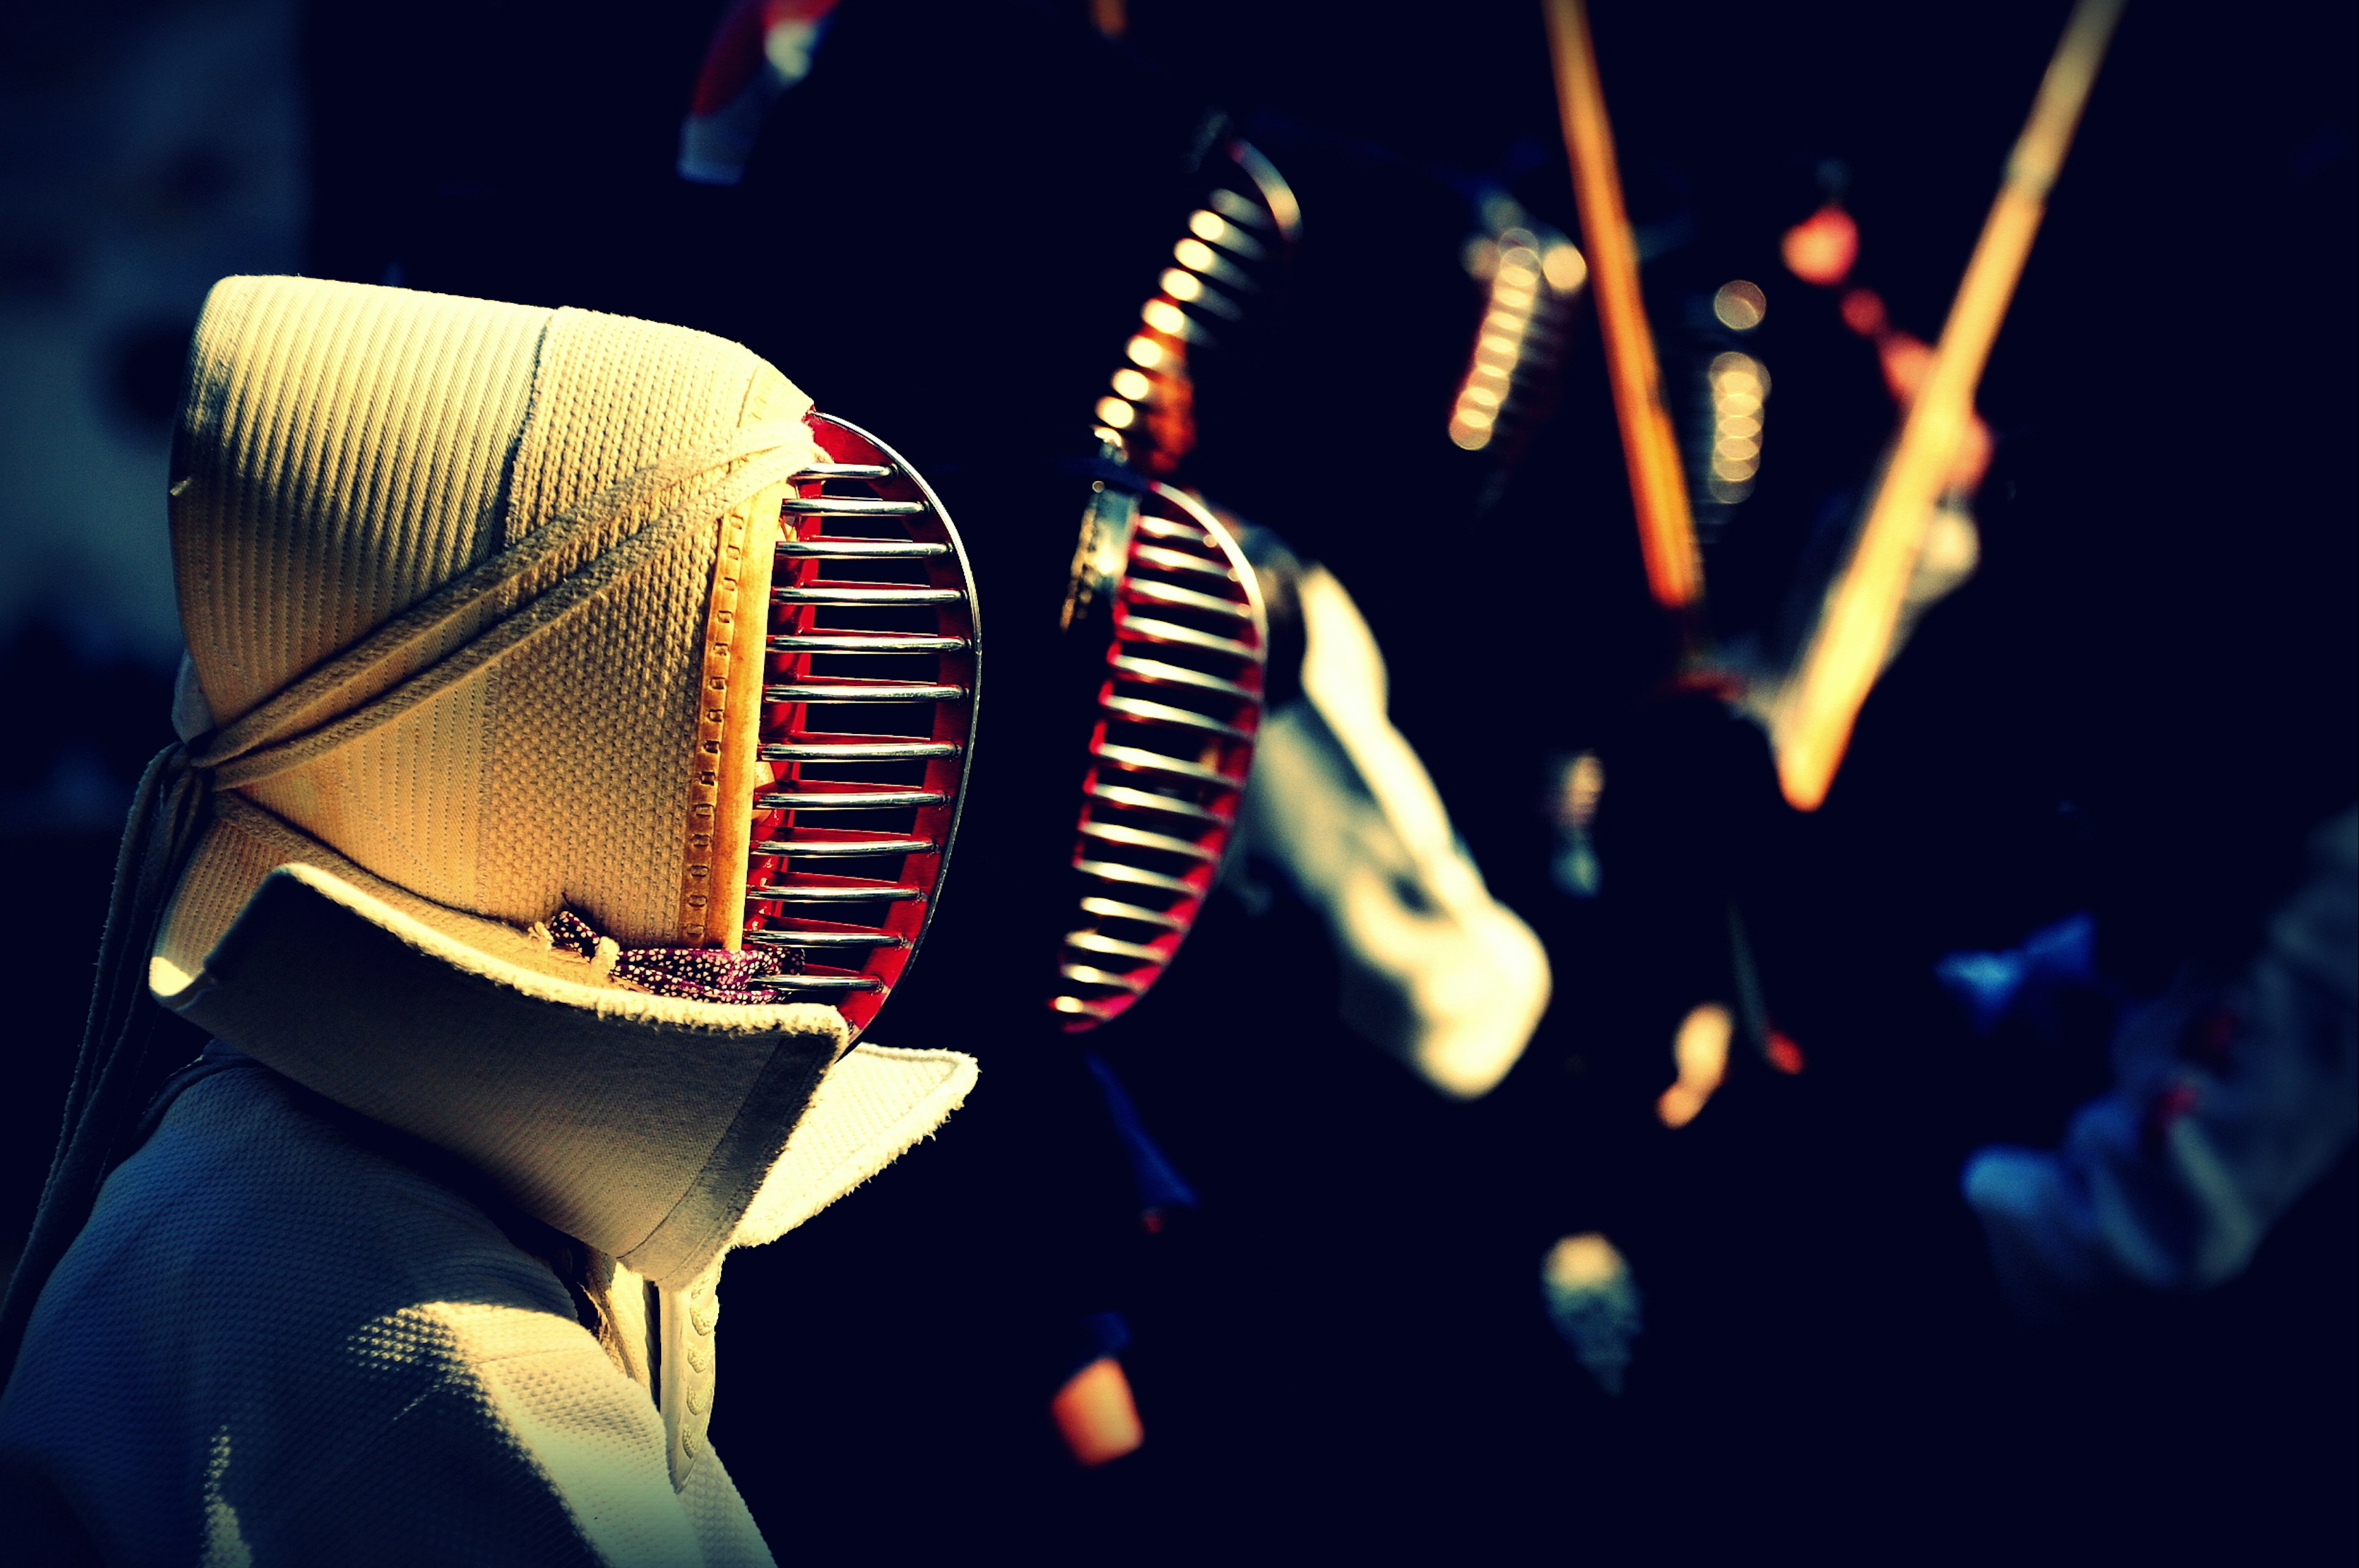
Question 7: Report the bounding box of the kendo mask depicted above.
[132,275,979,1297]
[1031,142,1298,1029]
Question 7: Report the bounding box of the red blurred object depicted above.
[685,0,841,117]
[1782,203,1860,287]
[1877,333,1934,401]
[2142,1082,2203,1153]
[1839,287,1888,338]
[1876,335,1992,490]
[1765,1031,1806,1075]
[1833,298,1994,493]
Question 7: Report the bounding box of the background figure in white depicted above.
[1228,544,1549,1099]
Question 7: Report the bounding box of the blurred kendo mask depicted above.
[1033,140,1299,1029]
[149,276,979,1309]
[1068,141,1549,1093]
[1049,465,1267,1028]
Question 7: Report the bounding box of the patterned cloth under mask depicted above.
[533,909,803,1004]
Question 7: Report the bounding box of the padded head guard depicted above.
[133,276,973,1292]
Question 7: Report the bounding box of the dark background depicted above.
[1,1,2350,1561]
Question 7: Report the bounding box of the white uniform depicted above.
[2,1059,772,1567]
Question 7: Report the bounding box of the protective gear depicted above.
[1048,470,1267,1029]
[0,275,979,1559]
[1039,136,1299,1029]
[141,276,976,1285]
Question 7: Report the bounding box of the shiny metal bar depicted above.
[1203,194,1274,249]
[1050,994,1121,1021]
[1058,962,1153,995]
[1075,859,1199,898]
[1116,616,1256,661]
[780,496,928,517]
[1110,655,1256,701]
[1090,744,1242,790]
[1140,298,1213,345]
[1079,820,1221,863]
[1133,543,1235,581]
[788,464,895,480]
[773,585,964,606]
[1102,695,1253,740]
[755,787,947,809]
[1084,781,1225,825]
[749,883,923,902]
[777,539,948,558]
[1078,895,1187,930]
[1168,276,1245,322]
[1063,930,1168,964]
[1205,190,1266,228]
[1136,515,1211,543]
[764,682,967,703]
[746,973,884,992]
[758,739,961,761]
[745,929,909,949]
[769,634,969,653]
[1173,239,1254,291]
[1122,579,1253,622]
[754,837,935,857]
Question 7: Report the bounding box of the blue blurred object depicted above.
[1540,1234,1644,1397]
[1084,1052,1200,1219]
[1936,910,2103,1037]
[1551,833,1603,901]
[1963,811,2358,1317]
[1055,1309,1135,1389]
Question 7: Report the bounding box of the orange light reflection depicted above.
[1050,1356,1143,1468]
[1776,0,2124,810]
[1657,1002,1732,1129]
[1782,204,1860,287]
[1544,0,1702,612]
